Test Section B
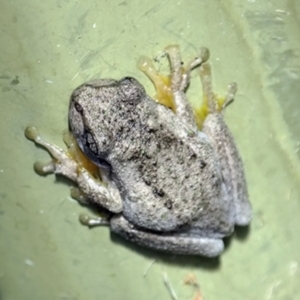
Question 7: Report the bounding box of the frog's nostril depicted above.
[74,102,83,113]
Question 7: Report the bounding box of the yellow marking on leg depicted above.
[137,55,175,110]
[63,131,100,179]
[138,46,236,130]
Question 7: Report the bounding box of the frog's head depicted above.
[117,77,146,104]
[68,77,146,167]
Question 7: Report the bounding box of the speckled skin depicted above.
[70,77,233,232]
[25,47,252,257]
[202,113,252,226]
[68,77,249,257]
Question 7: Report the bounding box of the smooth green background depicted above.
[1,1,300,299]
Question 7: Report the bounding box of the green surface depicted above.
[1,1,300,299]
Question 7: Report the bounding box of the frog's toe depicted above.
[199,47,210,63]
[79,213,109,227]
[223,82,238,109]
[184,47,210,72]
[33,161,55,175]
[24,126,39,141]
[70,187,88,204]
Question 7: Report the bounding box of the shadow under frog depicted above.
[25,45,252,258]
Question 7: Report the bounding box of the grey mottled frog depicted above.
[25,45,252,257]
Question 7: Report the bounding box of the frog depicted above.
[25,45,252,257]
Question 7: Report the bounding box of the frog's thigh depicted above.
[110,215,224,257]
[202,115,252,226]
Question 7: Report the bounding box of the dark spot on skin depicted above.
[212,176,220,188]
[152,187,165,197]
[157,189,165,197]
[164,200,173,209]
[200,160,207,169]
[143,177,151,185]
[189,152,197,160]
[192,216,199,222]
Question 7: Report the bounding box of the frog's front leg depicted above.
[109,215,224,257]
[25,126,122,213]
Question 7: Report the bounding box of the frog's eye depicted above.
[119,77,145,103]
[82,130,98,157]
[81,129,111,170]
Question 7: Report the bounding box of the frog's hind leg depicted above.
[109,215,224,257]
[164,46,210,130]
[199,64,252,226]
[138,45,209,131]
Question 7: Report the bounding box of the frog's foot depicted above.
[25,126,122,213]
[194,62,238,128]
[25,126,78,181]
[138,45,209,130]
[110,215,224,257]
[137,54,173,109]
[165,45,209,93]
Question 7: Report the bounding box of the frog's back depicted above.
[108,97,234,234]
